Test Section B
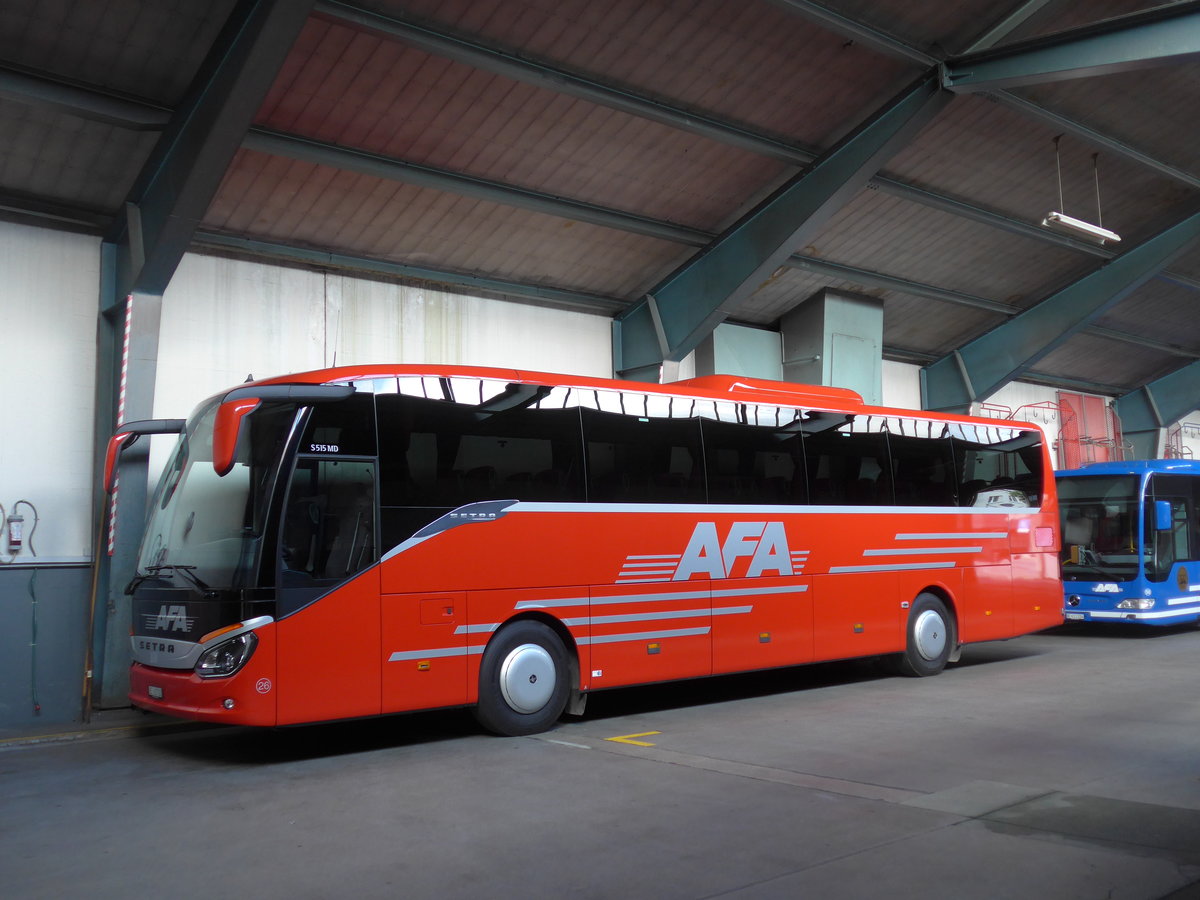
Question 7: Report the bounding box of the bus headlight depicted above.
[1116,599,1155,611]
[196,632,258,678]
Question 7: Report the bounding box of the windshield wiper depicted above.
[126,564,211,594]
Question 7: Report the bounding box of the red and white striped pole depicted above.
[107,294,133,556]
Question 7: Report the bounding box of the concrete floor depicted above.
[4,624,1200,899]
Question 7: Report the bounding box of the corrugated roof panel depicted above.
[1031,331,1177,389]
[0,0,235,104]
[1012,66,1200,178]
[0,98,153,211]
[1000,0,1171,44]
[356,0,917,149]
[799,187,1096,310]
[885,95,1200,249]
[204,149,691,300]
[259,17,793,233]
[807,0,999,55]
[1095,279,1200,353]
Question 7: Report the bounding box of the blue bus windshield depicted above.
[1057,474,1141,582]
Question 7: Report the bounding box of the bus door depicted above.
[1145,475,1200,600]
[275,455,382,723]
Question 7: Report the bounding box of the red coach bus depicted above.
[105,365,1061,735]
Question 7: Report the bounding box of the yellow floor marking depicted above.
[605,731,661,747]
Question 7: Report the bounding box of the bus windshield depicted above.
[136,399,298,590]
[1057,474,1141,582]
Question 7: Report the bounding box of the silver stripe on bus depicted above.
[514,583,806,611]
[388,645,487,662]
[578,626,711,645]
[625,554,683,560]
[828,561,957,574]
[1087,607,1200,620]
[454,623,502,634]
[1166,596,1200,606]
[621,561,682,569]
[895,532,1007,540]
[561,605,752,627]
[863,546,982,556]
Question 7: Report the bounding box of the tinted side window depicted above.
[950,424,1044,507]
[376,390,585,547]
[582,408,704,503]
[700,418,806,505]
[300,393,377,456]
[802,418,894,505]
[889,428,957,507]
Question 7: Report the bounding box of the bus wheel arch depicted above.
[892,590,957,677]
[473,616,576,736]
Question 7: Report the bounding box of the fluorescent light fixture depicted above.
[1041,210,1121,244]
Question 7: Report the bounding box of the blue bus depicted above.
[1057,459,1200,625]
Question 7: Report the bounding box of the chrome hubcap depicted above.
[499,643,556,714]
[913,609,947,661]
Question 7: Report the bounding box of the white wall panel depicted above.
[881,360,921,410]
[0,222,99,561]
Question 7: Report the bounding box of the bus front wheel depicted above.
[474,621,571,736]
[892,593,954,677]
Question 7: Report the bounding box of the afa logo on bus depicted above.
[674,521,796,580]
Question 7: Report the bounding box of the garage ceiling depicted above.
[3,0,1200,417]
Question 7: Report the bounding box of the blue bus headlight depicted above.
[1116,599,1155,611]
[196,632,258,678]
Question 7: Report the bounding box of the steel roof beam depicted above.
[244,128,710,246]
[108,0,314,297]
[763,0,938,64]
[0,63,170,129]
[963,0,1057,54]
[191,230,627,315]
[942,2,1200,92]
[773,0,1200,191]
[1115,363,1200,456]
[614,71,950,382]
[313,0,808,166]
[991,92,1200,192]
[922,207,1200,412]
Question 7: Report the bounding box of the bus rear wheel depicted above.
[474,621,571,736]
[892,593,954,677]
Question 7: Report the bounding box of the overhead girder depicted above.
[1115,364,1200,458]
[942,2,1200,93]
[107,0,315,299]
[613,70,951,382]
[922,207,1200,413]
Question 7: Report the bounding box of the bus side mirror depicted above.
[103,419,186,493]
[1155,500,1172,531]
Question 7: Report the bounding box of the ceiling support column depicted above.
[1115,363,1200,459]
[88,0,313,711]
[922,208,1200,413]
[613,69,949,382]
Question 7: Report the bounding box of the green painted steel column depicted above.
[1116,362,1200,458]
